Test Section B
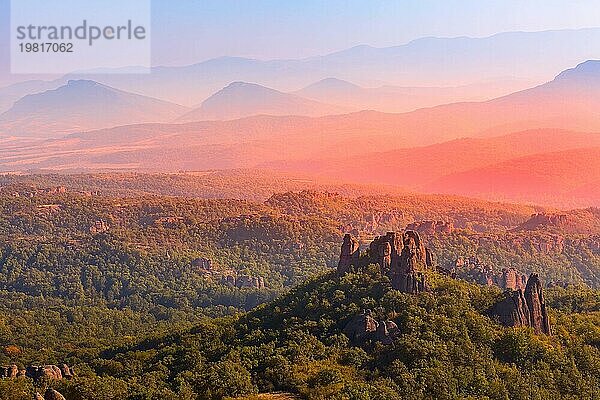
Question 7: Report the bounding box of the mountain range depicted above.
[0,80,189,137]
[178,81,347,122]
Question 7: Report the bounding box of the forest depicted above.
[0,174,599,399]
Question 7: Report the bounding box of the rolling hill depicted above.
[178,82,347,122]
[295,77,531,113]
[425,147,600,207]
[0,80,189,137]
[264,129,600,189]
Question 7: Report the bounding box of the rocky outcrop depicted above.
[366,230,431,293]
[337,233,360,275]
[488,289,530,328]
[1,364,19,378]
[2,364,75,381]
[44,388,66,400]
[191,257,212,270]
[343,310,400,345]
[222,274,265,289]
[489,274,551,335]
[343,309,379,343]
[406,220,454,235]
[524,274,552,335]
[516,213,569,231]
[499,268,527,291]
[89,220,109,234]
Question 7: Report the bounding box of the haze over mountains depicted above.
[0,80,189,137]
[2,28,596,107]
[179,82,347,122]
[1,29,600,208]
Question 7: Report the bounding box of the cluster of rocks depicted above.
[221,274,266,289]
[338,230,434,294]
[0,364,74,381]
[516,213,569,231]
[191,257,213,270]
[337,232,552,337]
[455,257,528,290]
[488,274,551,335]
[343,309,400,345]
[406,220,454,235]
[89,220,109,234]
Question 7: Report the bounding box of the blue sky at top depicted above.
[1,0,600,69]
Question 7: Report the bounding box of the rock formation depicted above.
[337,233,360,275]
[333,230,433,293]
[516,213,569,231]
[371,231,429,293]
[499,268,527,290]
[221,274,265,289]
[524,274,552,335]
[489,273,551,335]
[44,388,66,400]
[343,309,379,343]
[191,257,212,270]
[1,364,19,378]
[343,310,400,345]
[406,220,454,235]
[89,220,109,234]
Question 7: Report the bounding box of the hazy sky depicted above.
[1,0,600,81]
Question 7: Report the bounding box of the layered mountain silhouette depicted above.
[178,82,347,122]
[0,79,64,114]
[2,60,600,207]
[295,77,530,113]
[58,28,600,106]
[0,80,189,137]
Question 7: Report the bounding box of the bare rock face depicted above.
[516,213,569,231]
[368,231,430,293]
[525,274,552,335]
[343,310,400,345]
[425,248,436,268]
[25,365,67,381]
[489,274,551,335]
[343,309,379,343]
[406,220,454,235]
[89,220,109,234]
[499,268,527,290]
[44,388,66,400]
[222,274,266,289]
[59,364,75,379]
[337,233,360,275]
[191,257,212,270]
[1,364,19,378]
[489,290,530,328]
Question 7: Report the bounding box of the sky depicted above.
[1,0,600,83]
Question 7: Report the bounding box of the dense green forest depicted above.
[0,174,599,399]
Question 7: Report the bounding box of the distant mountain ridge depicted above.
[179,82,348,122]
[57,28,600,106]
[0,80,189,137]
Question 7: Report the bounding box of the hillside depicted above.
[0,80,189,137]
[266,129,600,190]
[426,147,600,207]
[40,268,600,399]
[3,61,600,181]
[179,82,347,121]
